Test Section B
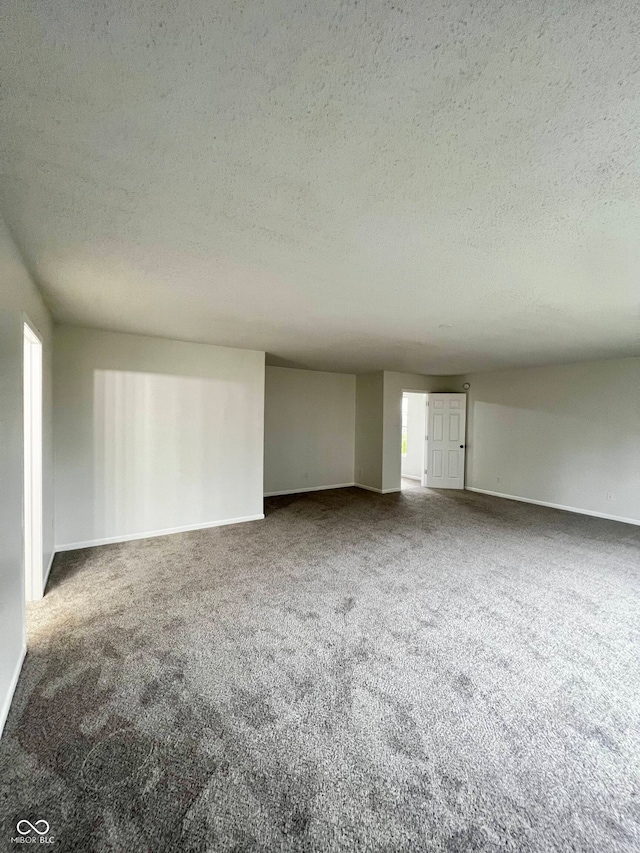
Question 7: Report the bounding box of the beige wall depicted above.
[0,218,54,735]
[464,358,640,523]
[54,327,265,548]
[264,366,355,495]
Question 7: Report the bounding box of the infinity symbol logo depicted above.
[16,819,50,836]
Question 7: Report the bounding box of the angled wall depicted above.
[354,373,385,491]
[264,366,355,495]
[0,219,54,736]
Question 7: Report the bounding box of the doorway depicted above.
[23,320,43,601]
[401,392,428,490]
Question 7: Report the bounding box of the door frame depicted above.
[23,317,44,602]
[400,389,429,488]
[421,394,428,488]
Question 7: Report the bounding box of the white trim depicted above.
[23,319,44,601]
[264,483,354,497]
[355,484,402,494]
[402,475,421,481]
[56,514,265,552]
[466,488,640,527]
[0,645,26,740]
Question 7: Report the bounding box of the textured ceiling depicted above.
[1,0,639,373]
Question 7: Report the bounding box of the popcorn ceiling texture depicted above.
[1,487,639,851]
[1,0,639,373]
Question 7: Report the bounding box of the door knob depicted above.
[460,445,464,448]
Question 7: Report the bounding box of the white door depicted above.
[426,393,466,489]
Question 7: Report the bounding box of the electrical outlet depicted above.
[607,492,614,502]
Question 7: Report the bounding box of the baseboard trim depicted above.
[402,475,421,481]
[56,514,265,552]
[0,644,26,740]
[354,484,402,494]
[264,483,355,497]
[466,488,640,526]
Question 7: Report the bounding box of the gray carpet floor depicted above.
[1,486,639,852]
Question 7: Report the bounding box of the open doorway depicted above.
[401,392,428,491]
[23,320,43,601]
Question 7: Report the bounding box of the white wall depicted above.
[354,373,385,491]
[401,393,427,479]
[54,327,265,549]
[464,358,640,524]
[0,218,54,736]
[264,366,355,495]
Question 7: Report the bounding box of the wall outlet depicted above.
[607,492,614,502]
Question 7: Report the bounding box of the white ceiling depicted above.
[1,0,639,374]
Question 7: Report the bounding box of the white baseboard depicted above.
[354,483,401,494]
[264,483,355,497]
[56,514,265,552]
[401,475,421,481]
[0,644,26,740]
[466,488,640,526]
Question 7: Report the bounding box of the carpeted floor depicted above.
[401,478,423,491]
[1,487,639,852]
